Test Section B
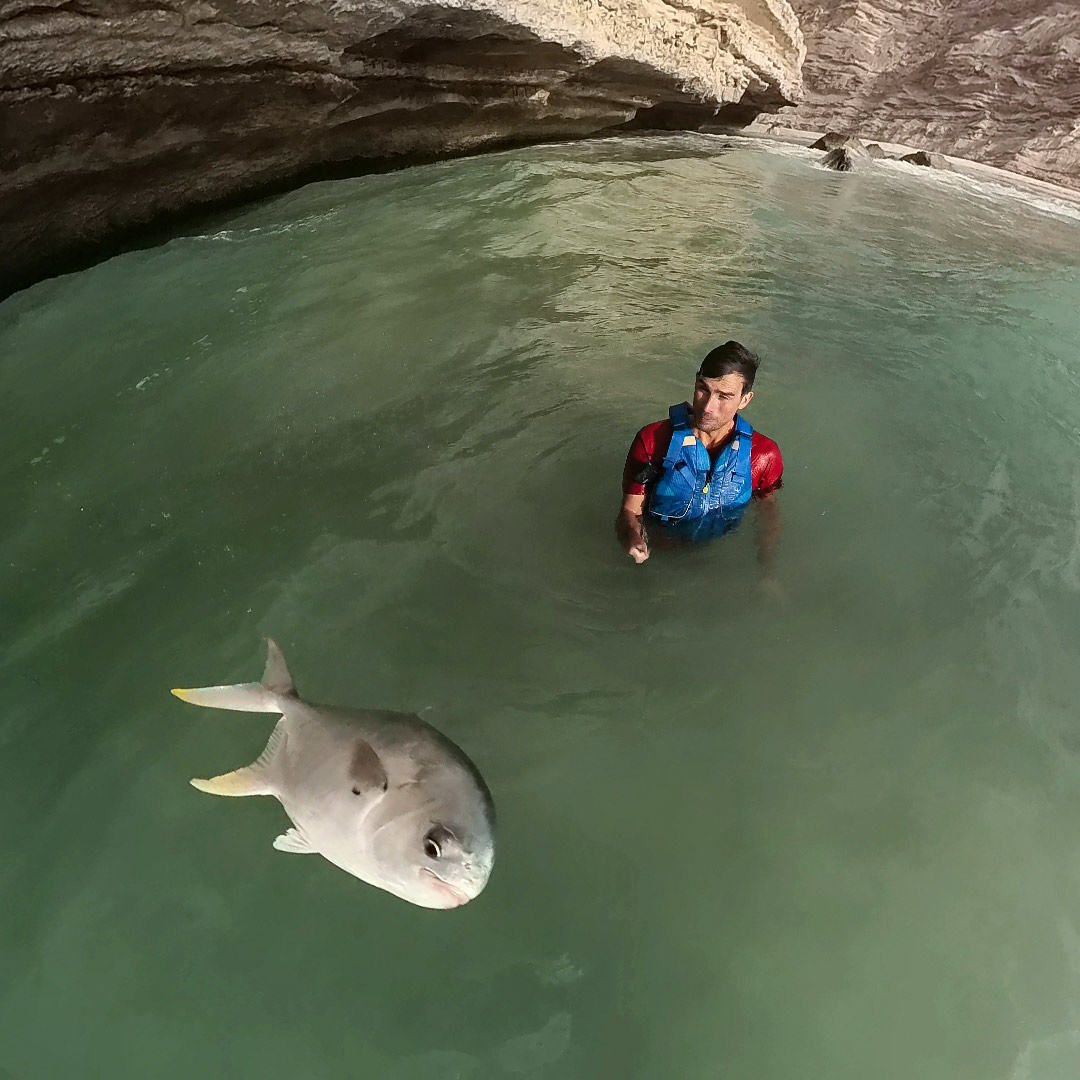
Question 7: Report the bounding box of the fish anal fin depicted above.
[350,738,388,795]
[273,827,315,854]
[190,766,272,797]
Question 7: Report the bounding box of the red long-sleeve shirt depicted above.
[622,418,784,499]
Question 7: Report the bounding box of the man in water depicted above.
[616,341,784,566]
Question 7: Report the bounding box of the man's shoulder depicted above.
[634,417,675,452]
[749,428,784,494]
[638,415,674,437]
[750,430,781,458]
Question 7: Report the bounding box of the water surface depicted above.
[3,135,1080,1080]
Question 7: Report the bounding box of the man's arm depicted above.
[617,493,650,564]
[617,425,664,564]
[754,490,781,571]
[750,434,784,580]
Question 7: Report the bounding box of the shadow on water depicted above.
[1,131,741,304]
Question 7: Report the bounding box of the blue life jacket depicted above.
[647,404,754,534]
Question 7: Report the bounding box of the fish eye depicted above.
[424,824,456,859]
[423,824,458,860]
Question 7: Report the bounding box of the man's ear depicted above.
[738,390,754,411]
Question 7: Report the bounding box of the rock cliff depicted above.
[776,0,1080,191]
[0,0,804,296]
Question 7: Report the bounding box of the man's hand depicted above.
[616,495,650,564]
[625,519,650,563]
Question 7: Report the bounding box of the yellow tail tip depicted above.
[171,688,193,701]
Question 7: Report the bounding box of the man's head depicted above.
[692,341,759,434]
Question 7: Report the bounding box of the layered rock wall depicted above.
[0,0,804,296]
[776,0,1080,190]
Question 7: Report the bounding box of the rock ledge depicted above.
[0,0,805,296]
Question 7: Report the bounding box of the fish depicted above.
[172,639,495,909]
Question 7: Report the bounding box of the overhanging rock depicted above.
[0,0,805,295]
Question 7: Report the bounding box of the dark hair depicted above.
[697,341,760,392]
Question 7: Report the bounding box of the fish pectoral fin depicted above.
[349,737,388,794]
[273,827,315,854]
[190,765,272,797]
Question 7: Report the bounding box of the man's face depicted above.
[692,372,753,434]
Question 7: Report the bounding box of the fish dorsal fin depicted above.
[273,827,315,854]
[350,738,388,795]
[190,765,271,797]
[262,638,296,697]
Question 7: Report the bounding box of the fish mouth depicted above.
[418,867,471,908]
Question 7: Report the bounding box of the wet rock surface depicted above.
[0,0,804,296]
[778,0,1080,191]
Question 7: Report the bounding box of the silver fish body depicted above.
[173,640,495,909]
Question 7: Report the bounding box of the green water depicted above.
[4,135,1080,1080]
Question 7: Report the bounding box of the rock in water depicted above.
[811,131,857,151]
[822,144,871,171]
[900,150,952,170]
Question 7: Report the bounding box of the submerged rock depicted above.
[0,0,805,297]
[865,143,886,160]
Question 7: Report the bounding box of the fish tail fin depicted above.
[171,682,278,712]
[261,638,295,697]
[172,638,298,713]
